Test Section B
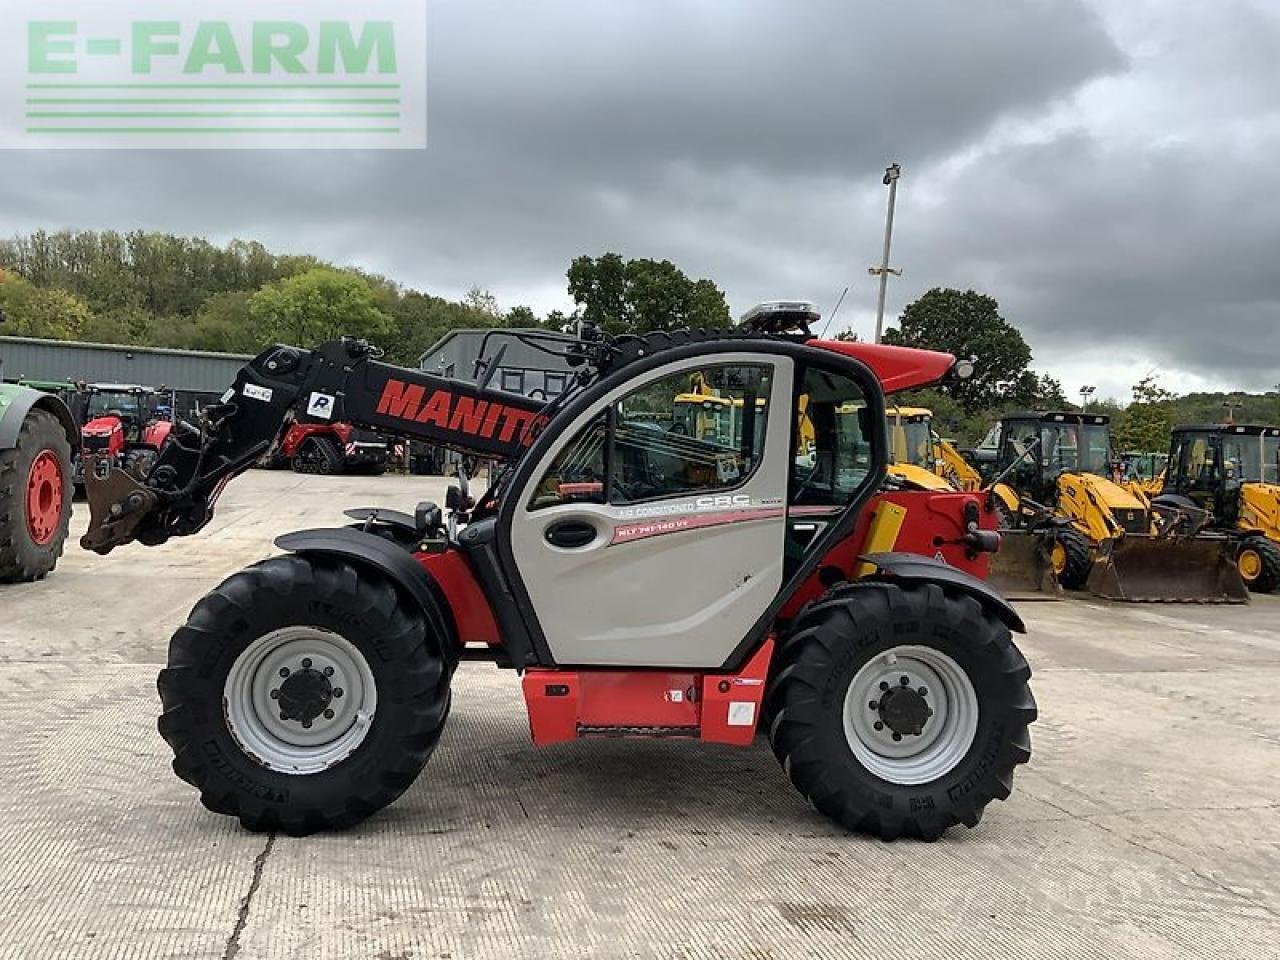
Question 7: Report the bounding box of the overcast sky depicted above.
[2,0,1278,403]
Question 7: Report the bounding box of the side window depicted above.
[501,369,526,394]
[528,412,608,510]
[790,367,874,506]
[528,362,773,510]
[611,364,772,504]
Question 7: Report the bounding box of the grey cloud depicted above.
[11,0,1270,397]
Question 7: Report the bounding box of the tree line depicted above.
[0,232,731,368]
[1,230,1274,450]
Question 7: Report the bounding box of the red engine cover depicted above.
[82,416,125,458]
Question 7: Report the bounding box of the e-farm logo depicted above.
[2,1,426,149]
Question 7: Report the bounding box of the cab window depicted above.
[611,364,771,504]
[528,363,773,510]
[790,367,874,506]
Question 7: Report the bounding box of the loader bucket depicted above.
[1086,535,1249,604]
[988,530,1064,601]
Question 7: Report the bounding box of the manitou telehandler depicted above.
[1156,423,1280,593]
[80,302,1035,841]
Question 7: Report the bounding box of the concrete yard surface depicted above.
[1,470,1278,959]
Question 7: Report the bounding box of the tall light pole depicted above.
[1079,385,1096,412]
[869,162,903,344]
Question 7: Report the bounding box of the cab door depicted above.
[507,354,793,668]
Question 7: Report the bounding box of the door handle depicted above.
[545,520,598,549]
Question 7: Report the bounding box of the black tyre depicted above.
[1051,528,1093,590]
[0,409,74,583]
[766,581,1035,841]
[157,555,451,835]
[123,446,159,481]
[1237,536,1280,593]
[292,436,344,475]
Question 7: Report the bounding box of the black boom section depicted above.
[81,339,552,554]
[331,352,546,459]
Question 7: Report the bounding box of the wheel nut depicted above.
[873,721,884,731]
[900,676,910,686]
[918,687,928,697]
[279,711,289,721]
[302,720,313,729]
[892,733,902,742]
[270,689,280,700]
[324,666,334,677]
[279,668,290,678]
[878,681,889,691]
[868,701,879,710]
[332,688,344,698]
[301,658,313,669]
[323,709,334,720]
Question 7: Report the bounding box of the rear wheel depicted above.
[157,555,451,834]
[766,582,1035,840]
[0,409,73,583]
[292,436,344,476]
[1237,537,1280,593]
[1051,528,1093,590]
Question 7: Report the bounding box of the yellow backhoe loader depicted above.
[985,412,1245,603]
[885,407,954,492]
[1155,424,1280,593]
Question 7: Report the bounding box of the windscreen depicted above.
[1041,421,1112,476]
[1223,434,1280,484]
[901,419,935,469]
[87,392,142,422]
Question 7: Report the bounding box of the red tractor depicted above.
[81,306,1035,841]
[278,421,393,475]
[72,383,173,488]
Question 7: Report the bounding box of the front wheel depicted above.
[766,582,1035,840]
[157,556,452,834]
[1051,528,1093,590]
[1237,536,1280,593]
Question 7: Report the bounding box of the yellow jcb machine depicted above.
[1155,424,1280,593]
[986,411,1246,603]
[884,407,983,492]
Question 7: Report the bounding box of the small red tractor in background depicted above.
[277,421,394,475]
[81,304,1035,842]
[72,383,173,488]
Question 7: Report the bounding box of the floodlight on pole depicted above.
[1079,385,1096,412]
[869,162,903,344]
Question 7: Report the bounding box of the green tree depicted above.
[566,253,730,335]
[1010,371,1068,409]
[248,268,393,347]
[884,288,1033,413]
[506,305,541,328]
[0,274,93,340]
[1113,375,1175,453]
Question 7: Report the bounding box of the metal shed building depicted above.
[418,328,577,400]
[0,336,251,392]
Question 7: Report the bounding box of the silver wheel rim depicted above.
[842,645,979,786]
[223,626,377,775]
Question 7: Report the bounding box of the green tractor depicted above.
[0,382,78,582]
